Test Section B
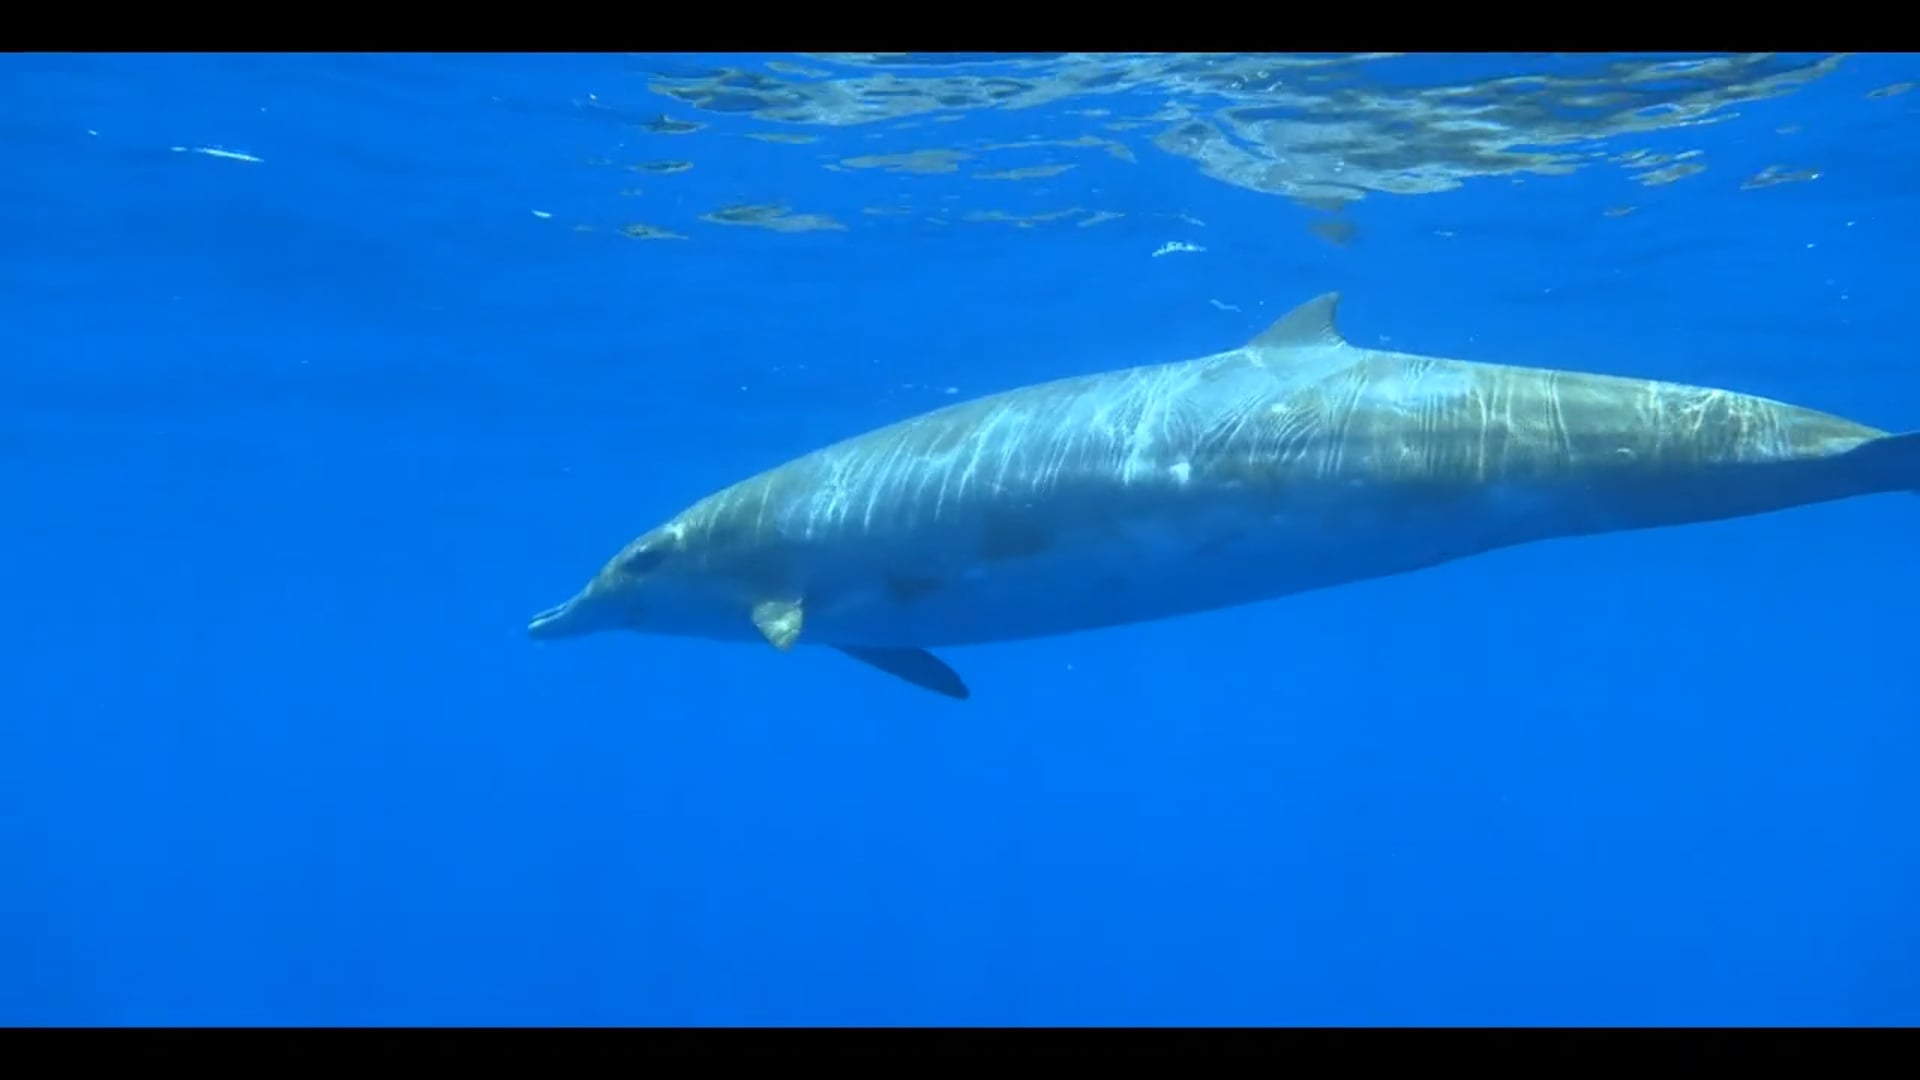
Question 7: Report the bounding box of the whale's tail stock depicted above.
[1839,429,1920,497]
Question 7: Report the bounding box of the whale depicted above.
[527,292,1918,700]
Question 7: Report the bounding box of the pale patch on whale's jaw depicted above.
[525,586,632,641]
[526,599,593,641]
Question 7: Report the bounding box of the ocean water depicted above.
[2,51,1916,1026]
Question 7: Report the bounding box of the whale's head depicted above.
[527,521,748,643]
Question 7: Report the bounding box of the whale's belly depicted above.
[797,479,1564,649]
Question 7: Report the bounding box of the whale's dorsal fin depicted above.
[1249,292,1348,350]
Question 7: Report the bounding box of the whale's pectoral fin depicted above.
[833,645,971,701]
[751,599,804,651]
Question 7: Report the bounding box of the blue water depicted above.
[3,52,1917,1026]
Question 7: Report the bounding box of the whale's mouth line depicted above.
[526,602,575,639]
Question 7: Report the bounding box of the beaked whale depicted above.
[528,292,1919,700]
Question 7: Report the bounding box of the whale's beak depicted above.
[526,600,580,640]
[526,585,617,641]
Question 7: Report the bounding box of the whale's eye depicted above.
[618,544,669,577]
